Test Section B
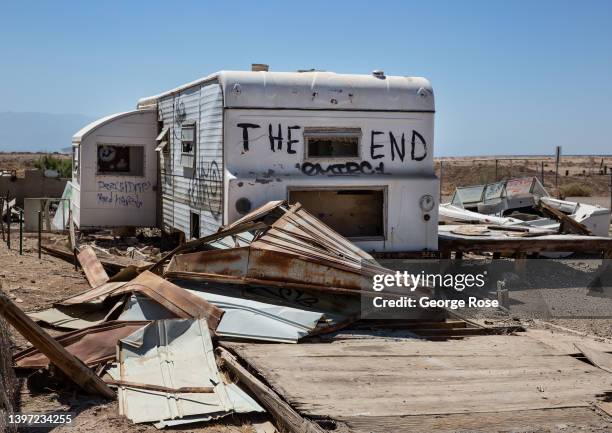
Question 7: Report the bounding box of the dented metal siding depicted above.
[159,82,224,238]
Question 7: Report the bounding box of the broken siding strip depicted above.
[77,246,110,287]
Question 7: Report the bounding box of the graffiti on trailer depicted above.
[297,160,385,176]
[96,191,144,208]
[96,180,152,208]
[97,180,152,194]
[188,160,222,218]
[236,123,428,163]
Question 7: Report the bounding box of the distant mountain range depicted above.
[0,112,95,153]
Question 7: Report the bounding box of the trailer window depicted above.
[304,127,361,158]
[181,123,195,154]
[181,123,196,167]
[97,145,144,176]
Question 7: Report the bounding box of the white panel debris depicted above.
[116,318,263,425]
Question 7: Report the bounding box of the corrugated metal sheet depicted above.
[115,319,263,425]
[164,202,389,294]
[118,291,329,343]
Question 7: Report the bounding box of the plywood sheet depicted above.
[226,334,611,420]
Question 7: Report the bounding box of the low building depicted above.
[71,67,438,252]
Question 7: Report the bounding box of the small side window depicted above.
[181,122,196,167]
[304,127,361,159]
[181,122,196,155]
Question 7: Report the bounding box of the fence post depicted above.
[541,161,545,186]
[6,206,11,250]
[19,209,23,256]
[495,159,498,181]
[37,211,42,260]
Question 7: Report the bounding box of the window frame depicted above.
[181,122,196,156]
[95,144,145,177]
[303,127,362,160]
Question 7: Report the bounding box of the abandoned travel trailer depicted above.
[69,66,437,252]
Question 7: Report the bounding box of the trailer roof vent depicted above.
[372,69,385,79]
[251,63,269,72]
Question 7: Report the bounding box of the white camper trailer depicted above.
[70,110,158,229]
[72,68,438,252]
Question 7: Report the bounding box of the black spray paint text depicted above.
[236,123,427,162]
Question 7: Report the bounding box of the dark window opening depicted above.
[289,189,384,239]
[190,212,200,239]
[97,145,144,176]
[304,128,361,158]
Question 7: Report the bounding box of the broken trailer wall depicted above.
[71,109,157,228]
[151,82,224,239]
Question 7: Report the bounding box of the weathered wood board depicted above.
[225,334,612,432]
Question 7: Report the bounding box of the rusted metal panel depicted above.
[13,320,149,369]
[59,281,128,305]
[167,247,249,277]
[164,202,389,295]
[77,246,109,287]
[60,271,223,332]
[1,292,115,398]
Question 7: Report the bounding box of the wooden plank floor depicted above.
[225,333,612,432]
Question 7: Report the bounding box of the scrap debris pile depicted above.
[5,200,392,429]
[440,176,611,237]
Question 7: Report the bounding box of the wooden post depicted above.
[0,292,115,398]
[37,211,42,260]
[217,347,326,433]
[495,159,498,181]
[541,161,544,186]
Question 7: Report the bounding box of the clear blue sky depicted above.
[1,0,611,156]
